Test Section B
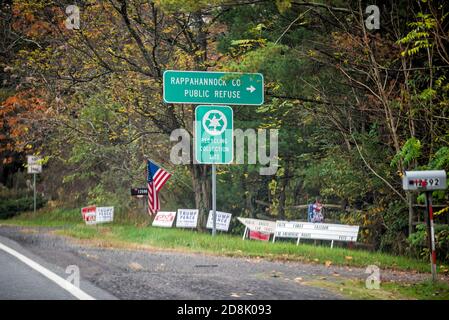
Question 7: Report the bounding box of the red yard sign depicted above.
[249,230,270,242]
[81,206,96,223]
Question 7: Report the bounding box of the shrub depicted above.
[408,224,449,263]
[0,187,46,219]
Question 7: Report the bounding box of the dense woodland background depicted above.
[1,0,449,262]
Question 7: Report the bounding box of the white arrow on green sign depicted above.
[195,105,233,164]
[163,70,264,105]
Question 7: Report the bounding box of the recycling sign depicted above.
[195,105,233,164]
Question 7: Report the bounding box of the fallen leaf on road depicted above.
[128,262,143,271]
[294,277,303,283]
[325,260,332,267]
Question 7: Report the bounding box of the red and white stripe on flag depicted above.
[153,168,171,192]
[147,161,171,216]
[147,181,159,215]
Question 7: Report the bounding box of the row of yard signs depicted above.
[238,218,360,248]
[151,209,232,231]
[163,70,264,237]
[81,206,114,225]
[151,211,360,247]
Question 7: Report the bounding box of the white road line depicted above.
[0,241,95,300]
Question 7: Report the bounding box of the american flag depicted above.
[147,160,171,215]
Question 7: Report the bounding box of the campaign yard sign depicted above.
[237,217,276,234]
[96,207,114,224]
[152,211,176,228]
[274,220,359,243]
[81,206,114,225]
[206,210,232,232]
[249,230,270,242]
[274,221,304,238]
[81,206,96,225]
[176,209,199,228]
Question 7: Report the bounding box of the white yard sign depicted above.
[237,217,276,234]
[176,209,199,228]
[274,221,305,238]
[206,211,232,232]
[27,155,42,174]
[274,220,359,247]
[152,211,177,228]
[95,207,114,223]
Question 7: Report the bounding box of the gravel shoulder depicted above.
[0,225,443,300]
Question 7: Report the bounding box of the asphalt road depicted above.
[0,248,76,300]
[0,233,116,300]
[0,225,433,300]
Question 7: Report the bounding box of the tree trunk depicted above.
[277,161,290,220]
[190,163,211,230]
[190,10,210,230]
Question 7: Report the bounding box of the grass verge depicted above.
[0,208,436,273]
[303,278,449,300]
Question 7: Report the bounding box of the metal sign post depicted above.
[212,164,217,236]
[27,155,42,214]
[33,173,36,214]
[194,105,233,236]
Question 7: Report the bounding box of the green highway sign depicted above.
[163,70,264,105]
[195,105,233,164]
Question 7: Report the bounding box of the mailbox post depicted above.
[131,188,149,215]
[402,170,447,281]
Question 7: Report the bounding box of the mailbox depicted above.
[402,170,447,191]
[130,188,148,196]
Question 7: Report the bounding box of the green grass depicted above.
[1,208,82,227]
[383,279,449,300]
[305,278,449,300]
[0,208,434,273]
